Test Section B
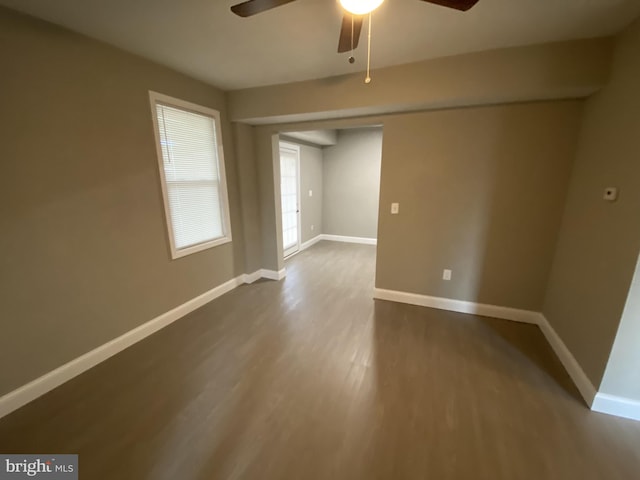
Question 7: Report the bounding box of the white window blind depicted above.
[150,92,232,259]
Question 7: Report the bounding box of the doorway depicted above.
[279,142,301,258]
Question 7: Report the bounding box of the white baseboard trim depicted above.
[592,393,640,422]
[373,288,540,324]
[0,276,622,422]
[536,314,597,407]
[242,271,262,284]
[243,269,286,283]
[260,268,286,281]
[0,264,290,419]
[300,235,323,251]
[321,234,377,246]
[373,288,599,408]
[0,274,245,419]
[297,234,377,251]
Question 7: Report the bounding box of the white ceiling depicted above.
[2,0,640,90]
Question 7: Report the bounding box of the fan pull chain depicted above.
[365,12,372,84]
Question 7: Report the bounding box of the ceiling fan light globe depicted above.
[339,0,384,15]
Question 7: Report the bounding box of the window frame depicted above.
[149,91,232,260]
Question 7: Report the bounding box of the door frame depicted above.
[279,141,302,258]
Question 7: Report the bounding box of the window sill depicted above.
[171,235,232,259]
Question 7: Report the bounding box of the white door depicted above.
[280,143,300,258]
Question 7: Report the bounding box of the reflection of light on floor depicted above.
[149,241,382,477]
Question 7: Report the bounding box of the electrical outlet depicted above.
[391,203,399,214]
[311,224,314,231]
[443,269,452,281]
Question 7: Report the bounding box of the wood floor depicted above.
[1,241,639,479]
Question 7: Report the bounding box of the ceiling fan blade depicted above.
[337,14,364,53]
[231,0,297,17]
[420,0,480,11]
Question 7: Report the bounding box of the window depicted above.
[149,92,232,259]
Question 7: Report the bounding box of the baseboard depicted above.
[0,274,617,421]
[300,235,323,251]
[0,264,289,419]
[321,234,377,246]
[373,288,598,408]
[298,234,376,251]
[592,393,640,422]
[373,288,540,324]
[535,314,597,407]
[243,269,286,283]
[0,274,247,419]
[242,271,262,284]
[260,268,286,281]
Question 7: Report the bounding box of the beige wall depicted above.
[250,101,582,311]
[254,130,284,272]
[375,102,582,310]
[323,129,382,239]
[279,129,382,244]
[0,8,246,396]
[543,18,640,388]
[297,144,324,244]
[228,39,611,124]
[233,122,263,274]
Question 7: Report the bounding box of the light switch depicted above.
[443,269,452,281]
[603,187,618,202]
[391,203,399,214]
[309,189,313,197]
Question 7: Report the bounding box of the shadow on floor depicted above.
[478,316,584,403]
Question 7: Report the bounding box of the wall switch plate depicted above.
[603,187,618,201]
[443,269,452,281]
[391,203,399,214]
[309,190,313,197]
[311,224,314,231]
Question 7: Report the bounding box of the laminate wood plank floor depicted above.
[1,241,639,479]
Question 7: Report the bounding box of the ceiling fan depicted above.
[229,0,480,54]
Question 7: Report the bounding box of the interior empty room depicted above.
[1,0,640,479]
[279,127,382,257]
